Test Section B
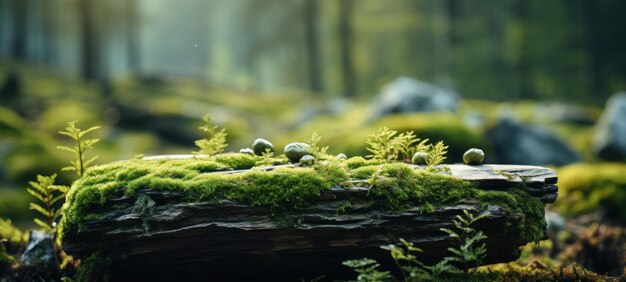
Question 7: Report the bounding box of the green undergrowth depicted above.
[60,154,546,243]
[556,162,626,221]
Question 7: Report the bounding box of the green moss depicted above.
[74,252,111,282]
[556,162,626,220]
[344,157,384,170]
[61,156,545,244]
[213,153,258,170]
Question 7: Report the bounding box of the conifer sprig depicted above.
[193,115,228,156]
[26,174,68,236]
[57,121,100,178]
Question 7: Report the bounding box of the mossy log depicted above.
[60,155,557,281]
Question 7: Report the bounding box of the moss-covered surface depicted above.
[60,154,546,243]
[556,162,626,221]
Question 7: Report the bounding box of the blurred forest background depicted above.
[2,0,626,101]
[1,0,626,277]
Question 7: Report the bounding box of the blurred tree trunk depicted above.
[41,0,56,65]
[11,0,27,60]
[79,0,102,82]
[304,0,322,93]
[582,0,604,97]
[125,0,141,74]
[338,0,355,97]
[512,0,534,99]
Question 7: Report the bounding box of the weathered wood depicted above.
[62,156,557,281]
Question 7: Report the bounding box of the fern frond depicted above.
[30,203,52,217]
[26,188,46,202]
[426,141,448,166]
[33,218,52,231]
[193,115,228,156]
[57,121,101,178]
[78,126,101,138]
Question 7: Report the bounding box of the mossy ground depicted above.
[60,154,546,243]
[556,162,626,221]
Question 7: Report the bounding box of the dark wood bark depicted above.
[62,162,557,281]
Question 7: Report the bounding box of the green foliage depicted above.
[304,132,329,160]
[74,252,110,282]
[346,211,489,281]
[366,127,431,163]
[0,240,17,276]
[426,141,448,166]
[440,210,488,275]
[193,115,227,156]
[255,148,276,167]
[556,162,626,221]
[366,127,398,162]
[0,219,26,248]
[365,127,448,166]
[342,258,393,282]
[57,121,101,178]
[26,174,68,239]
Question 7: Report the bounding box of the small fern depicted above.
[366,127,432,163]
[26,174,68,239]
[426,141,448,166]
[305,132,329,160]
[345,210,489,281]
[440,210,489,275]
[366,127,400,162]
[57,121,101,178]
[0,219,25,246]
[193,115,228,156]
[342,258,392,281]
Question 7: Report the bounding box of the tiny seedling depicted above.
[57,121,101,178]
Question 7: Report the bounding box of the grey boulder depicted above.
[594,93,626,161]
[486,118,579,166]
[369,77,459,120]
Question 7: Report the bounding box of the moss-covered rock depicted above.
[61,155,548,243]
[556,162,626,220]
[59,154,553,280]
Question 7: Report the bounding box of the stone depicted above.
[463,148,485,165]
[534,103,596,125]
[593,93,626,161]
[284,142,311,163]
[411,152,428,165]
[18,230,60,281]
[369,77,459,120]
[252,138,274,156]
[299,155,315,166]
[239,148,255,156]
[61,161,557,281]
[486,118,579,166]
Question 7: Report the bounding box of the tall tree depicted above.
[78,0,102,81]
[338,0,356,97]
[125,0,141,74]
[11,0,27,60]
[303,0,323,93]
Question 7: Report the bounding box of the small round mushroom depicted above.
[412,152,429,165]
[299,155,315,166]
[252,138,274,156]
[284,142,312,163]
[463,148,485,165]
[239,148,255,156]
